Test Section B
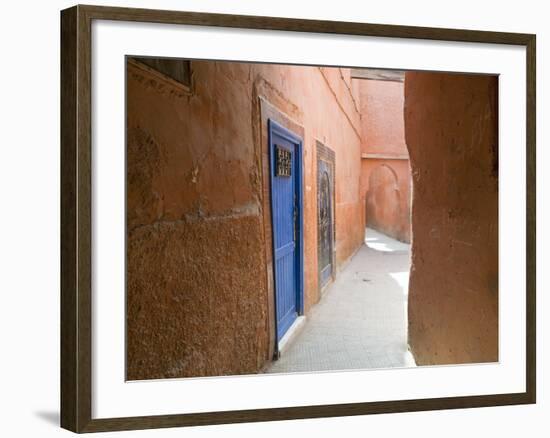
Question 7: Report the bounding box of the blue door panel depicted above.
[269,120,303,343]
[275,255,296,337]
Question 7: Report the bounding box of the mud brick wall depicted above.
[404,72,499,365]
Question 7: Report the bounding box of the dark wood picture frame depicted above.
[61,4,536,433]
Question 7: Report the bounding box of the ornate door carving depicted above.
[317,142,335,290]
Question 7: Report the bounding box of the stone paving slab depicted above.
[266,228,416,374]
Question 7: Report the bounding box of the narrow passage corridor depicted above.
[267,228,416,374]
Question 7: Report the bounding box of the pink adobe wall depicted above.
[358,80,411,242]
[360,80,408,155]
[405,71,498,365]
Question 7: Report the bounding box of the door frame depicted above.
[316,140,336,293]
[267,118,304,346]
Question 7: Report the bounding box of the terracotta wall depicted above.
[358,80,412,242]
[126,60,364,379]
[404,72,499,365]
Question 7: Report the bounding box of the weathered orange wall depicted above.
[404,72,499,365]
[126,60,364,379]
[358,80,411,242]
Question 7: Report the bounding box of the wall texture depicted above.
[126,60,365,379]
[358,80,411,242]
[126,60,269,380]
[404,72,499,365]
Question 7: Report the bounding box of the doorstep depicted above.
[278,315,306,356]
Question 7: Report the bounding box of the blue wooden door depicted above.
[268,120,303,342]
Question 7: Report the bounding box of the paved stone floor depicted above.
[266,228,416,374]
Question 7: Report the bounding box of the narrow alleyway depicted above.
[267,228,415,374]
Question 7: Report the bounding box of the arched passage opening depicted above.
[365,163,411,243]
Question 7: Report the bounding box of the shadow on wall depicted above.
[366,164,408,242]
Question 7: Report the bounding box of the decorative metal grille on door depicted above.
[317,142,335,290]
[319,171,332,285]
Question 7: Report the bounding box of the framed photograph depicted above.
[60,4,536,433]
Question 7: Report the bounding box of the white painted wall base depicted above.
[278,316,307,356]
